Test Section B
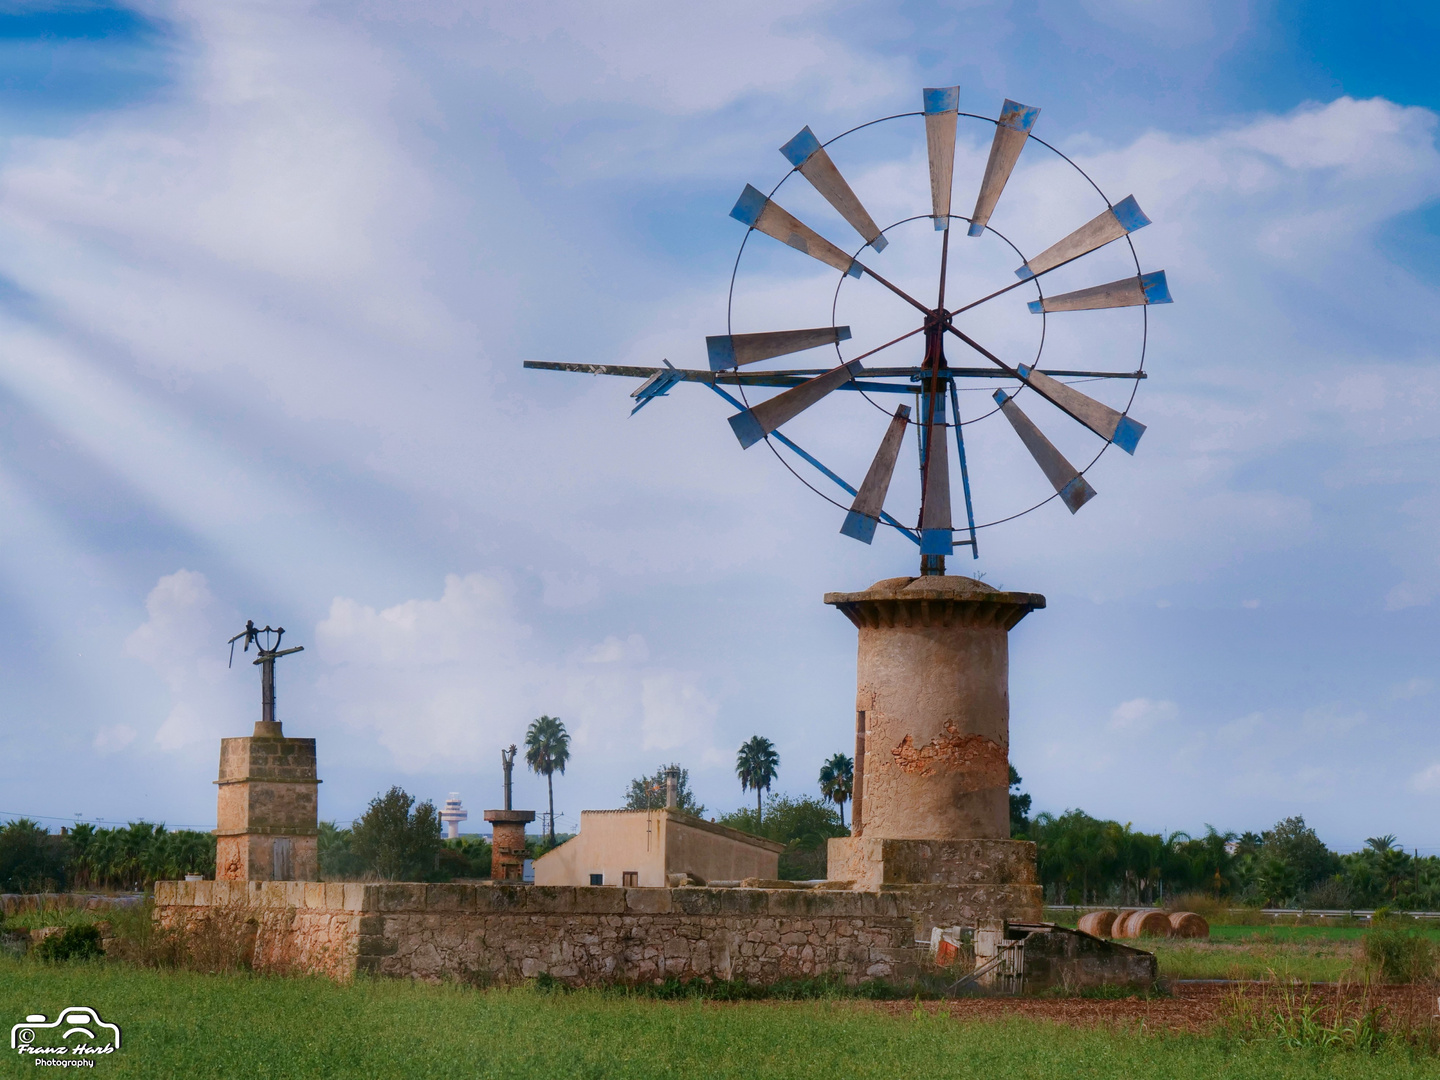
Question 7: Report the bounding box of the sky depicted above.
[0,0,1437,853]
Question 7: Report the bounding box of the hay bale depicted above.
[1078,910,1117,938]
[1110,910,1138,938]
[1169,911,1209,938]
[1131,909,1173,938]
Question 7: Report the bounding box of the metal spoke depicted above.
[848,325,927,365]
[937,226,951,311]
[859,265,932,317]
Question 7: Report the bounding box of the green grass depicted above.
[1,907,114,931]
[1042,912,1440,981]
[0,958,1434,1079]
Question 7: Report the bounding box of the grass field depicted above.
[1041,912,1440,982]
[2,958,1435,1080]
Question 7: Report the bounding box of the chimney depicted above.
[663,765,679,810]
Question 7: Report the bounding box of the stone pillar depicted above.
[215,720,320,881]
[484,809,535,881]
[823,576,1045,920]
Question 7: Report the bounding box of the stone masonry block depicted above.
[671,889,723,916]
[525,887,577,914]
[425,884,471,911]
[573,887,628,914]
[624,889,673,914]
[374,884,428,910]
[472,885,529,913]
[718,889,769,915]
[344,884,370,911]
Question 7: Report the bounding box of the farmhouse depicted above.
[532,809,784,887]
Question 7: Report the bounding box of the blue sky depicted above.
[0,1,1436,853]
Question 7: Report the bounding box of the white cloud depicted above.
[124,570,246,751]
[1109,697,1178,732]
[313,572,721,772]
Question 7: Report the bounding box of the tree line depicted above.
[0,819,215,892]
[1010,772,1440,909]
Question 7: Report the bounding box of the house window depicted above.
[622,871,638,887]
[589,873,603,886]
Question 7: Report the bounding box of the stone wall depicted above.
[154,880,936,986]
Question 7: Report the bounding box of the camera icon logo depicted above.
[11,1006,121,1053]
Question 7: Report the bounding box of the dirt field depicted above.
[880,981,1440,1035]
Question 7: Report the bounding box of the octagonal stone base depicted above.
[828,837,1041,926]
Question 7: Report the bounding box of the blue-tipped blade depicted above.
[923,86,959,114]
[840,509,879,545]
[706,336,737,370]
[1141,270,1172,304]
[920,528,954,555]
[1111,194,1151,233]
[1112,414,1146,455]
[780,126,822,168]
[730,184,768,227]
[728,409,765,449]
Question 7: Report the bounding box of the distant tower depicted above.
[439,793,468,840]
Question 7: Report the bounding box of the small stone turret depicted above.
[485,743,535,881]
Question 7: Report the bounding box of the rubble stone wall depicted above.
[154,880,931,986]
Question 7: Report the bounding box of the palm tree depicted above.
[735,736,779,821]
[525,715,570,845]
[817,753,853,827]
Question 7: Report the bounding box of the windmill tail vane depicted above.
[525,87,1170,573]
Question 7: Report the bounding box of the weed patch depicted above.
[1365,926,1437,983]
[33,924,102,962]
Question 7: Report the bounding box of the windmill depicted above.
[525,88,1170,574]
[227,620,304,732]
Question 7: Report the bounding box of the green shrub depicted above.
[1364,926,1436,983]
[719,795,847,880]
[34,924,103,962]
[0,819,67,891]
[350,787,441,881]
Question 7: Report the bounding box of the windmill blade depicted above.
[1015,195,1151,280]
[706,326,852,371]
[780,127,888,252]
[841,404,911,544]
[1017,364,1146,454]
[993,391,1096,513]
[728,360,863,448]
[1029,271,1172,314]
[923,86,959,231]
[967,99,1040,238]
[918,389,953,553]
[731,185,863,278]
